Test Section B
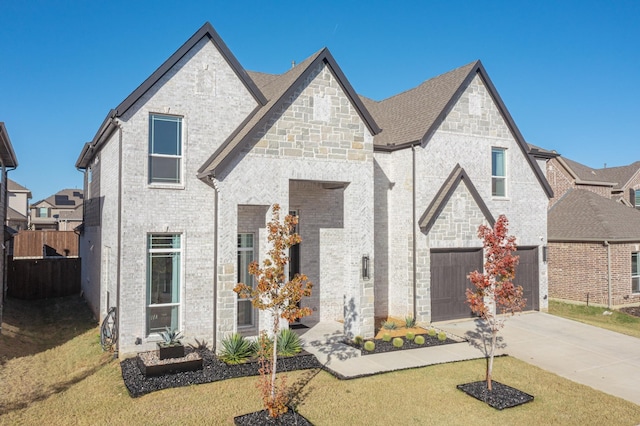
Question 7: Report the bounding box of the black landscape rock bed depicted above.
[234,408,313,426]
[346,334,460,355]
[457,380,534,410]
[121,348,322,398]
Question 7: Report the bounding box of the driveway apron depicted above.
[439,312,640,406]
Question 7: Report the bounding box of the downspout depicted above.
[604,240,611,309]
[115,120,123,357]
[210,175,219,352]
[411,144,417,320]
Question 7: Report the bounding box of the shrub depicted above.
[427,328,437,337]
[382,333,392,342]
[392,337,404,348]
[405,331,415,341]
[353,335,364,346]
[437,331,447,341]
[364,341,376,352]
[188,338,209,351]
[159,327,183,346]
[404,316,416,328]
[277,329,302,357]
[414,335,425,345]
[381,320,398,330]
[219,333,256,364]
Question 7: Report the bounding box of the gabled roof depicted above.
[7,206,26,221]
[364,61,477,149]
[419,164,495,233]
[32,189,84,209]
[198,48,381,177]
[77,22,268,169]
[595,161,640,191]
[364,61,553,198]
[7,179,31,197]
[548,188,640,242]
[0,123,18,168]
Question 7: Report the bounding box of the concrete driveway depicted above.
[439,312,640,406]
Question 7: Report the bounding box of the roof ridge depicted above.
[374,60,478,103]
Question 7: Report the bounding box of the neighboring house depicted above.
[76,22,551,357]
[7,179,31,231]
[0,123,19,328]
[29,189,83,230]
[539,154,640,307]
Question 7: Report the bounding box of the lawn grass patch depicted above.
[2,297,640,425]
[548,300,640,338]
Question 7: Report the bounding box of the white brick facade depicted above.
[78,24,549,357]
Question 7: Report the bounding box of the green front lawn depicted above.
[2,297,639,425]
[548,300,640,338]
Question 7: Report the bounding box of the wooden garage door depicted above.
[514,246,539,311]
[431,249,483,322]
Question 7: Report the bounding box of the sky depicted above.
[1,0,638,202]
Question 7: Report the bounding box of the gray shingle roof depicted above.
[548,188,640,241]
[7,179,30,193]
[364,61,478,147]
[595,161,640,190]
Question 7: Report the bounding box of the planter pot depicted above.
[157,343,185,360]
[137,355,203,377]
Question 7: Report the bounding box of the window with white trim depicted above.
[632,252,640,293]
[147,234,181,335]
[149,114,182,184]
[635,189,640,209]
[237,233,255,329]
[37,207,48,218]
[492,147,507,197]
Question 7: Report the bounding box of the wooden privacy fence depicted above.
[13,230,79,258]
[7,257,81,299]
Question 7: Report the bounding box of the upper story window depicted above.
[492,147,507,197]
[37,207,48,218]
[149,114,182,184]
[633,252,640,293]
[635,189,640,209]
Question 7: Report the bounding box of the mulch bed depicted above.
[345,334,459,355]
[457,380,534,410]
[619,306,640,317]
[234,408,313,425]
[121,347,322,398]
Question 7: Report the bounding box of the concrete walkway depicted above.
[300,312,640,406]
[438,312,640,406]
[299,321,486,379]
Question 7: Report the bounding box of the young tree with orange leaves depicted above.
[466,214,525,391]
[234,204,313,418]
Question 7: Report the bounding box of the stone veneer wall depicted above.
[381,72,548,324]
[214,60,375,348]
[549,241,640,307]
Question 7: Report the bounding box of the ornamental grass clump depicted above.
[437,331,447,341]
[364,341,376,352]
[219,333,256,365]
[382,333,392,342]
[381,320,398,330]
[414,335,425,345]
[404,316,416,328]
[277,329,302,357]
[428,328,437,337]
[392,337,404,348]
[405,331,415,341]
[353,335,364,346]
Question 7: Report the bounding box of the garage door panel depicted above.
[431,249,482,322]
[514,247,539,311]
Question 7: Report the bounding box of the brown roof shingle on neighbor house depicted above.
[548,188,640,242]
